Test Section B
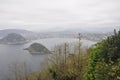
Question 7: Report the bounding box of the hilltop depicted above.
[25,43,51,55]
[0,33,28,44]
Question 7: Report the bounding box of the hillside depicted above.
[0,33,28,44]
[87,30,120,80]
[0,29,38,40]
[25,43,51,55]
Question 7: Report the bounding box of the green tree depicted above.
[87,29,120,80]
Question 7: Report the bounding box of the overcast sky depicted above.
[0,0,120,31]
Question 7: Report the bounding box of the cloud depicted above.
[0,0,120,31]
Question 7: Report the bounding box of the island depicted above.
[0,33,28,45]
[24,43,51,55]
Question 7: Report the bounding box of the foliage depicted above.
[86,30,120,80]
[48,43,90,80]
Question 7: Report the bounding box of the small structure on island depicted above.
[25,43,51,55]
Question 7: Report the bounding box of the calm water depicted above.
[0,38,96,79]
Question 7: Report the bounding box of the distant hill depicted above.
[25,43,51,55]
[37,31,113,41]
[0,29,32,36]
[0,29,38,40]
[36,27,118,41]
[0,33,28,44]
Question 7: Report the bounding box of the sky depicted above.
[0,0,120,31]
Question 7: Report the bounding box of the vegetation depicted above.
[25,43,51,54]
[48,43,90,80]
[9,30,120,80]
[0,33,27,44]
[86,29,120,80]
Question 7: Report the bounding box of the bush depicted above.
[86,30,120,80]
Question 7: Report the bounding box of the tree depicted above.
[87,29,120,80]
